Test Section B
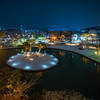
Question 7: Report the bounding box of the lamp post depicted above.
[97,33,100,55]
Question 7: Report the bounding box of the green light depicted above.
[38,37,46,40]
[20,38,26,43]
[21,49,24,53]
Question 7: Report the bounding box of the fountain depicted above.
[7,52,58,71]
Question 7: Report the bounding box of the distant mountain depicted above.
[80,26,100,34]
[81,26,100,31]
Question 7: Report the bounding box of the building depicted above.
[80,26,100,34]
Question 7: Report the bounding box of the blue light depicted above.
[50,55,54,57]
[8,59,12,62]
[44,53,47,55]
[24,66,31,70]
[50,62,56,65]
[42,65,48,69]
[17,53,21,56]
[53,58,58,62]
[11,56,15,59]
[35,51,38,53]
[12,62,19,67]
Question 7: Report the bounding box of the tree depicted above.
[60,35,66,41]
[96,33,100,55]
[42,90,93,100]
[0,68,43,100]
[97,44,99,55]
[81,33,89,49]
[34,43,46,54]
[23,42,31,52]
[27,39,36,47]
[0,31,7,38]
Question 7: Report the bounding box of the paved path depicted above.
[48,45,100,64]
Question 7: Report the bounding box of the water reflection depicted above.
[81,57,89,64]
[81,56,100,73]
[59,51,66,57]
[94,63,100,72]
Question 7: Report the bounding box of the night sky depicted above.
[0,0,100,30]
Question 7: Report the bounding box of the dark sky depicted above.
[0,0,100,30]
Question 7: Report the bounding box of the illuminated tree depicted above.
[12,41,17,47]
[97,45,99,55]
[34,43,46,54]
[0,68,43,100]
[0,31,7,38]
[81,33,89,37]
[60,35,66,41]
[27,39,35,46]
[96,33,100,56]
[23,42,31,52]
[81,33,90,49]
[51,35,58,41]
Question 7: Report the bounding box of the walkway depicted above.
[48,44,100,64]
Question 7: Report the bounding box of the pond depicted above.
[0,48,100,100]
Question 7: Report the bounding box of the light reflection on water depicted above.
[81,57,89,64]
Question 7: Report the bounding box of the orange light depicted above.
[65,43,79,46]
[89,46,96,49]
[51,36,57,40]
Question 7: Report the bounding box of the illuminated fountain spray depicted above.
[7,41,58,71]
